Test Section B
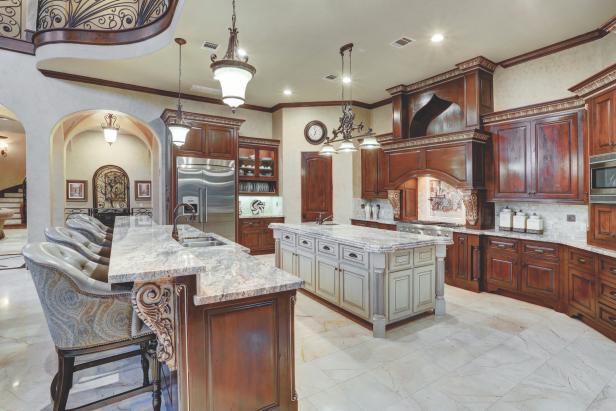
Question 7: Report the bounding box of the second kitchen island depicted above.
[270,223,452,337]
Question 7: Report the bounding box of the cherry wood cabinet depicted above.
[238,217,284,255]
[350,219,396,231]
[238,137,280,195]
[176,122,237,160]
[361,148,388,199]
[589,204,616,250]
[488,111,584,203]
[445,233,481,292]
[301,153,332,222]
[589,88,616,155]
[399,178,418,221]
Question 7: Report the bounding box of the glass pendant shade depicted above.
[213,65,254,109]
[338,139,357,153]
[319,142,337,156]
[0,137,7,157]
[359,135,380,149]
[102,127,118,145]
[169,123,191,146]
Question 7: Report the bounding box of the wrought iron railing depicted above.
[0,0,25,39]
[37,0,169,31]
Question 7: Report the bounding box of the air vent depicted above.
[201,41,219,51]
[391,36,414,48]
[323,74,337,81]
[191,84,220,95]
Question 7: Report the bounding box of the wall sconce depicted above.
[0,136,8,158]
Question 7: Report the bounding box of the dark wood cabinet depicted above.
[350,219,396,231]
[238,137,280,195]
[206,125,236,159]
[589,204,616,249]
[589,88,616,155]
[361,148,387,199]
[238,217,284,255]
[521,257,559,299]
[488,111,584,203]
[399,178,418,221]
[445,233,481,292]
[486,249,519,292]
[568,268,597,318]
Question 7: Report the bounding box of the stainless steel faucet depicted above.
[172,203,196,241]
[316,213,333,225]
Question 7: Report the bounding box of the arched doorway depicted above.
[0,104,27,253]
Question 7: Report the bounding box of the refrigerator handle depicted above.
[199,187,207,223]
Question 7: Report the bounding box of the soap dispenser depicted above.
[513,210,528,233]
[499,207,514,231]
[527,213,544,235]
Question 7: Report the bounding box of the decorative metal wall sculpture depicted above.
[37,0,168,31]
[93,165,130,209]
[0,0,23,39]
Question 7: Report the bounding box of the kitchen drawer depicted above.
[298,235,315,252]
[599,279,616,310]
[567,248,596,273]
[280,231,296,246]
[598,303,616,331]
[487,237,519,252]
[523,240,559,259]
[599,256,616,285]
[240,219,265,228]
[341,245,368,268]
[414,246,435,267]
[389,249,413,272]
[317,239,338,259]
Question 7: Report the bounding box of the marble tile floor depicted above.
[2,251,616,410]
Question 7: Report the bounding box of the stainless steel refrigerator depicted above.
[175,156,236,241]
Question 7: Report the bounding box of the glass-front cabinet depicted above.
[238,138,279,195]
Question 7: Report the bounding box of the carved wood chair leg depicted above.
[50,372,58,401]
[53,351,74,411]
[140,342,150,386]
[147,340,162,411]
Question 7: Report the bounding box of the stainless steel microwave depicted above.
[590,154,616,203]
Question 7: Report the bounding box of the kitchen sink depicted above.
[181,236,226,248]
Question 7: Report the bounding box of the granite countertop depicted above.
[109,216,302,305]
[269,222,452,252]
[396,220,616,259]
[350,216,397,225]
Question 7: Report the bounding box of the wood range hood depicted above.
[379,56,498,229]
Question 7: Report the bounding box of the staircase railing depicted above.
[33,0,178,47]
[0,0,34,54]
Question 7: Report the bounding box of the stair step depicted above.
[0,197,22,203]
[4,218,22,225]
[3,192,23,198]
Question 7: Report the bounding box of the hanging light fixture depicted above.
[168,38,191,146]
[318,43,379,156]
[101,113,119,145]
[210,0,256,111]
[0,136,8,158]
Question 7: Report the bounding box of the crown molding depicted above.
[568,61,616,98]
[239,136,280,146]
[161,108,245,128]
[481,96,585,124]
[382,129,490,152]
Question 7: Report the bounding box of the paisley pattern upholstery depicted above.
[23,242,150,350]
[45,227,110,266]
[66,219,112,247]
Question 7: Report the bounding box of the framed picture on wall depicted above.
[135,180,152,200]
[66,180,88,202]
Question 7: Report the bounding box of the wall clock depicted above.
[304,120,327,145]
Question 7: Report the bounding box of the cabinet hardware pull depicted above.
[610,268,616,274]
[497,244,506,249]
[609,316,616,324]
[578,257,587,264]
[348,252,358,259]
[323,245,331,251]
[534,249,545,253]
[284,235,290,240]
[610,291,616,299]
[302,240,308,245]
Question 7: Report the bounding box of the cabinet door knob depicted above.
[302,240,308,245]
[322,245,331,251]
[609,267,616,275]
[348,252,358,259]
[609,316,616,324]
[578,257,587,264]
[609,291,616,299]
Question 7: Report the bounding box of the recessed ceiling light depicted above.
[238,48,247,57]
[342,76,352,84]
[283,89,292,96]
[431,33,444,43]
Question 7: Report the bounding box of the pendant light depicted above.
[168,38,191,146]
[0,136,8,158]
[210,0,256,111]
[101,113,119,145]
[359,134,380,149]
[338,139,357,153]
[319,142,337,156]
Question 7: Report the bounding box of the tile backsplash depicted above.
[353,198,394,221]
[239,196,283,217]
[494,202,588,242]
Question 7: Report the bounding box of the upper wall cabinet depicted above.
[589,88,616,156]
[361,148,388,199]
[487,110,584,203]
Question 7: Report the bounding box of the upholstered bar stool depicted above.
[69,214,113,235]
[45,227,111,266]
[65,218,112,248]
[23,242,161,411]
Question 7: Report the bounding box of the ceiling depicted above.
[38,0,616,108]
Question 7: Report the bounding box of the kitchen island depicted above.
[108,216,303,411]
[270,223,452,337]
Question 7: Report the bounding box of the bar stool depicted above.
[69,214,112,235]
[66,218,112,248]
[23,242,161,411]
[45,227,110,266]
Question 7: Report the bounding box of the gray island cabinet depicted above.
[270,223,452,337]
